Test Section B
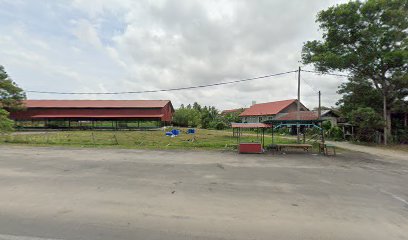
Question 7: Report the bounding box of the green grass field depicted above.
[0,128,295,150]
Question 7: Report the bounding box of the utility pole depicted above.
[318,91,321,119]
[297,66,301,144]
[318,91,325,144]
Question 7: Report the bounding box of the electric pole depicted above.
[297,66,301,144]
[318,90,321,119]
[318,90,325,144]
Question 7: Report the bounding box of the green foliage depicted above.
[200,105,218,129]
[223,111,242,124]
[322,121,344,141]
[322,120,332,131]
[349,107,384,142]
[173,102,234,129]
[0,129,295,150]
[0,65,24,133]
[337,78,383,114]
[173,107,201,127]
[302,0,408,142]
[0,65,26,109]
[303,0,407,75]
[210,121,227,130]
[0,109,14,132]
[329,126,343,140]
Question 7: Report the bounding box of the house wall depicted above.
[161,102,174,122]
[322,116,338,127]
[281,102,308,113]
[242,115,275,123]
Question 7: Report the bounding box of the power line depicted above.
[301,76,319,92]
[301,69,350,78]
[26,70,298,95]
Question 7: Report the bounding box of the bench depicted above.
[276,144,313,152]
[319,143,336,156]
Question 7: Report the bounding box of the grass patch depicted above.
[0,128,295,150]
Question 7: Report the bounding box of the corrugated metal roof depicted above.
[240,99,297,117]
[231,123,272,128]
[221,108,247,115]
[31,114,164,119]
[23,100,171,108]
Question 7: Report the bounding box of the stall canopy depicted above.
[231,123,272,149]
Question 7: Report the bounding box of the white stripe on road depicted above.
[0,234,63,240]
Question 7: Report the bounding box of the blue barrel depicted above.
[171,129,180,136]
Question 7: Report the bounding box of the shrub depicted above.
[0,108,14,133]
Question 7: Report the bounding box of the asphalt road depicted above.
[0,146,407,240]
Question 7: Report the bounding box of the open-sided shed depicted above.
[8,100,174,129]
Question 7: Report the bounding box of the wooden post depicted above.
[318,90,324,144]
[272,126,274,144]
[91,132,95,145]
[262,128,265,148]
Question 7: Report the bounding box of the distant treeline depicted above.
[172,102,242,130]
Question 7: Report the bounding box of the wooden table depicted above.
[276,144,313,152]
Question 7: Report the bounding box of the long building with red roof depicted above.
[9,100,174,128]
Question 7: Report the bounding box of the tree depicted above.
[173,108,201,127]
[0,65,26,109]
[302,0,408,144]
[336,78,383,114]
[0,109,14,132]
[349,107,384,142]
[0,65,25,132]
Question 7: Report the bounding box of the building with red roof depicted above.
[220,108,247,115]
[239,99,309,123]
[9,100,174,129]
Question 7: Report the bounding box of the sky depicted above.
[0,0,349,110]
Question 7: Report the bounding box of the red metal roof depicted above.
[23,100,171,108]
[31,114,164,119]
[275,111,318,121]
[221,108,247,115]
[240,99,297,117]
[231,123,272,128]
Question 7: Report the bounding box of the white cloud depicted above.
[0,0,349,109]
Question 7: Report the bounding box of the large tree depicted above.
[0,65,26,109]
[302,0,408,144]
[336,77,383,114]
[0,65,26,132]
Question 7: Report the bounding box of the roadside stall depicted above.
[263,117,332,154]
[231,123,272,154]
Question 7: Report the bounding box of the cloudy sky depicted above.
[0,0,348,110]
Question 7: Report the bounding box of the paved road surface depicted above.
[0,146,407,240]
